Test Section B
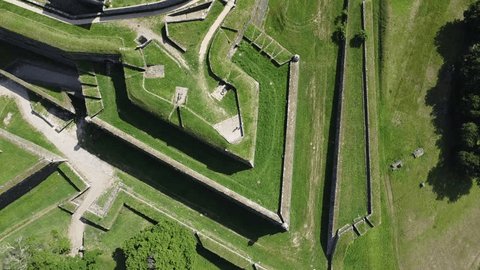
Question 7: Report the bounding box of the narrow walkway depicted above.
[0,80,115,255]
[198,0,235,63]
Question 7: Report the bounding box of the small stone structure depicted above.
[412,148,424,158]
[135,35,151,49]
[144,65,165,78]
[173,87,188,106]
[390,160,403,170]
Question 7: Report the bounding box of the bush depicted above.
[1,232,102,270]
[464,1,480,42]
[355,30,368,42]
[122,220,196,270]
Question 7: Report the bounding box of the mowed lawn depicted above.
[343,0,480,269]
[0,96,58,153]
[0,208,71,246]
[0,138,40,186]
[337,0,369,227]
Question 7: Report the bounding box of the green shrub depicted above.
[123,220,196,270]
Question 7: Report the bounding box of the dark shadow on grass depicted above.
[44,0,102,16]
[320,28,346,257]
[425,20,473,202]
[112,248,126,270]
[196,245,242,270]
[80,122,282,240]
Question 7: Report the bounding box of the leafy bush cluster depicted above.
[457,1,480,178]
[1,230,101,270]
[122,220,197,270]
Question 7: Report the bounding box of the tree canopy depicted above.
[122,220,197,270]
[1,230,101,270]
[454,3,480,179]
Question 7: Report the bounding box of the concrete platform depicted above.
[213,115,242,144]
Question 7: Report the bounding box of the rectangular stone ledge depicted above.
[16,0,190,20]
[279,58,300,229]
[85,116,287,229]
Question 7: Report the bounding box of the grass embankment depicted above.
[336,0,368,228]
[168,0,225,68]
[97,44,288,210]
[0,1,137,49]
[0,171,77,234]
[207,28,258,160]
[123,1,256,161]
[131,42,237,148]
[0,208,71,248]
[3,0,343,268]
[0,41,72,112]
[0,97,58,153]
[342,0,480,269]
[0,138,40,186]
[374,0,480,269]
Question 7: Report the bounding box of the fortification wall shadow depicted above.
[79,120,282,241]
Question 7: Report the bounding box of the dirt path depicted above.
[198,0,234,64]
[122,21,190,70]
[0,80,114,256]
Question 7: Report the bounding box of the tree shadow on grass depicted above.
[112,248,126,270]
[425,20,473,202]
[196,245,242,270]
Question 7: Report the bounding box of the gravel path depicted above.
[198,0,235,64]
[0,80,114,256]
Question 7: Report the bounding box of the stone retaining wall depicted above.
[0,161,60,209]
[164,23,188,52]
[85,116,287,229]
[361,0,373,216]
[328,1,378,266]
[0,128,65,162]
[18,0,189,20]
[0,28,120,64]
[0,69,75,114]
[278,58,299,229]
[326,0,348,254]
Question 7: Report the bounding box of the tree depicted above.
[355,30,368,43]
[123,221,196,270]
[332,24,346,44]
[0,237,30,270]
[464,1,480,42]
[461,44,480,90]
[458,150,480,177]
[1,231,101,270]
[460,122,479,148]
